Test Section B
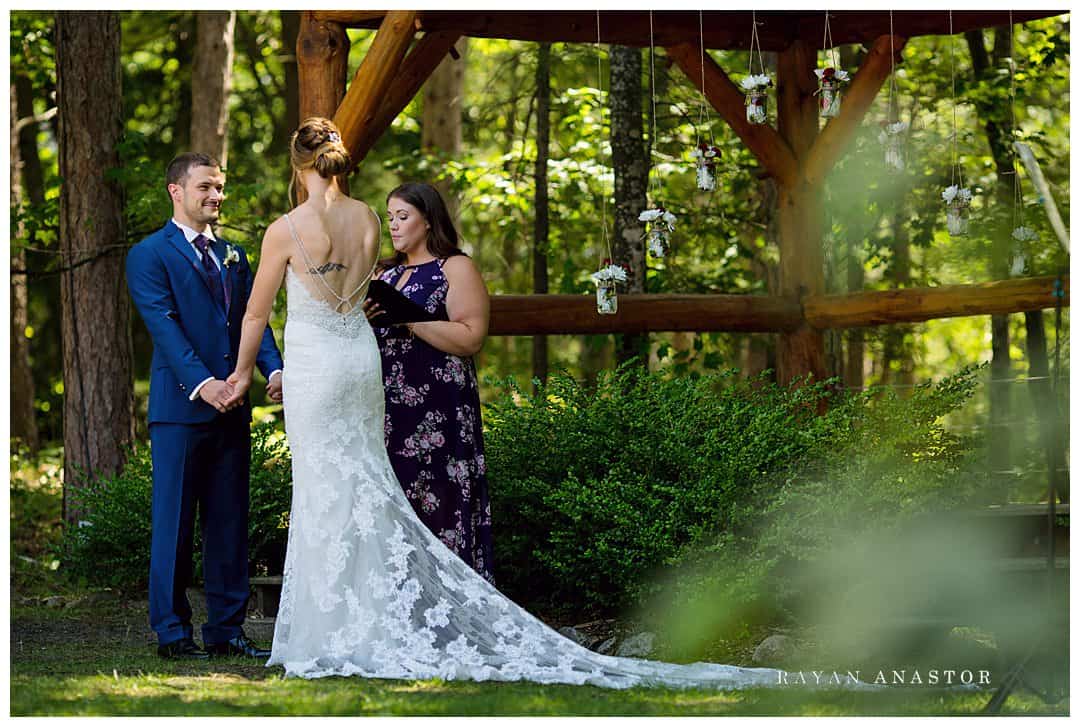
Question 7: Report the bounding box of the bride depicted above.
[224,117,783,688]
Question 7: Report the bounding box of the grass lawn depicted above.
[10,592,1068,716]
[9,450,1068,716]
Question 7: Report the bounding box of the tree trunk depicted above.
[56,11,134,523]
[422,38,467,219]
[297,12,350,200]
[610,45,648,366]
[531,42,551,391]
[966,28,1015,503]
[276,10,301,148]
[191,11,235,166]
[10,81,39,453]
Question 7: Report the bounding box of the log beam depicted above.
[804,276,1070,329]
[487,294,802,336]
[311,11,1060,52]
[333,10,418,170]
[352,31,462,163]
[484,277,1069,336]
[666,42,797,186]
[803,34,906,187]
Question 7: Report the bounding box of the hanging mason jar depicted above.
[879,121,908,171]
[945,205,968,236]
[595,280,618,315]
[740,74,772,126]
[814,68,849,119]
[591,261,628,316]
[746,89,768,124]
[691,143,721,192]
[638,206,677,259]
[942,185,972,237]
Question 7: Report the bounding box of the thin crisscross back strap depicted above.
[284,211,379,313]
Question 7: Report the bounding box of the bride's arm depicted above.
[224,220,291,404]
[408,255,489,357]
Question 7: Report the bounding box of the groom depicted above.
[127,152,284,660]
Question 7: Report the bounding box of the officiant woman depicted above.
[363,182,495,583]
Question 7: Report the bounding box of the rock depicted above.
[615,631,656,658]
[596,636,618,655]
[558,626,588,646]
[43,596,66,608]
[752,634,796,666]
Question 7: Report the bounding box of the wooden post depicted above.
[297,11,349,198]
[775,39,828,385]
[333,10,419,168]
[297,11,349,122]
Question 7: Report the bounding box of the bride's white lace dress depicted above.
[267,259,784,689]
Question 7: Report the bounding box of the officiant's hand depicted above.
[223,370,252,409]
[361,298,382,321]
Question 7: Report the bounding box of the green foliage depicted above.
[484,364,854,617]
[57,423,293,589]
[644,366,987,656]
[486,363,985,624]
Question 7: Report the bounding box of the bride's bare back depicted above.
[283,197,381,313]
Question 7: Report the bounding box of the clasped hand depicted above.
[209,370,282,412]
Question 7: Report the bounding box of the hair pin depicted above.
[327,131,341,143]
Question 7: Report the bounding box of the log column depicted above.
[776,39,827,384]
[297,11,350,197]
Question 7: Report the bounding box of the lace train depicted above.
[269,268,792,688]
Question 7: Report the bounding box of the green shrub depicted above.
[483,364,859,617]
[639,365,987,657]
[58,422,293,589]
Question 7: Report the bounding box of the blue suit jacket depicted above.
[127,221,284,425]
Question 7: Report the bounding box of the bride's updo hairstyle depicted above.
[289,117,351,202]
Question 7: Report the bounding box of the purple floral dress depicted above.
[373,258,495,583]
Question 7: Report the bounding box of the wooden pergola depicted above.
[297,10,1069,383]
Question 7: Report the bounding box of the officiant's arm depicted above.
[409,255,489,357]
[225,219,290,404]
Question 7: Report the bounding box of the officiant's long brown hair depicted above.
[380,183,466,270]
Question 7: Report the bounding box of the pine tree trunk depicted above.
[10,81,39,453]
[422,39,467,219]
[609,45,648,366]
[531,42,551,391]
[56,10,134,523]
[191,11,235,166]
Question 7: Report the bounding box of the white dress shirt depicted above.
[171,219,281,401]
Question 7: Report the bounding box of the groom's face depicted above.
[169,164,225,229]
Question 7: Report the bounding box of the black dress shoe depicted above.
[157,637,209,660]
[206,631,271,659]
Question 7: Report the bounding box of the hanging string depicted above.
[888,10,900,121]
[697,10,713,145]
[649,10,661,202]
[748,10,764,77]
[948,10,964,189]
[596,10,611,262]
[822,10,837,68]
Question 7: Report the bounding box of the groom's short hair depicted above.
[166,152,220,188]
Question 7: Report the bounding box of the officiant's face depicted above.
[169,164,225,229]
[387,197,431,256]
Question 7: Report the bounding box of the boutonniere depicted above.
[222,244,241,269]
